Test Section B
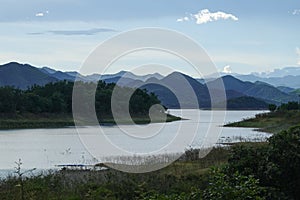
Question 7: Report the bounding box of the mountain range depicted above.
[1,62,299,109]
[204,66,300,88]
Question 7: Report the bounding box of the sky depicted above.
[0,0,300,76]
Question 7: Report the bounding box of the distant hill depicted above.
[207,75,253,93]
[0,62,164,89]
[48,71,75,81]
[253,66,300,77]
[291,89,300,96]
[138,73,286,109]
[0,62,58,89]
[0,62,298,109]
[207,75,297,105]
[235,74,300,89]
[277,86,295,94]
[86,71,164,83]
[102,76,144,87]
[139,72,212,108]
[39,66,57,74]
[204,66,300,88]
[226,96,268,110]
[140,83,180,108]
[139,73,256,109]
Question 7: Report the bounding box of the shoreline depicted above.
[225,110,300,134]
[0,113,181,130]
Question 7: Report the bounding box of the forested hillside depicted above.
[0,80,164,123]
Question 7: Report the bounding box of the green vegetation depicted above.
[226,101,300,133]
[226,96,268,110]
[0,81,180,129]
[226,126,300,199]
[291,88,300,96]
[2,126,300,199]
[0,113,74,129]
[0,147,230,200]
[268,104,276,112]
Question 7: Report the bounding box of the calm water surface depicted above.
[0,110,269,175]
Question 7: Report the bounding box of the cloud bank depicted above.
[177,9,238,24]
[49,28,117,35]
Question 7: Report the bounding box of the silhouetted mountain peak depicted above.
[0,61,298,107]
[254,81,273,86]
[146,77,159,83]
[221,75,244,83]
[2,62,34,69]
[163,71,197,83]
[40,66,57,74]
[0,62,58,89]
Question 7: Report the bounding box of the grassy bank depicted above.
[0,147,230,200]
[0,113,75,130]
[0,113,181,130]
[225,110,300,133]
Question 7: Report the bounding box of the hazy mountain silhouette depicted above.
[0,62,58,89]
[207,75,298,104]
[0,62,298,109]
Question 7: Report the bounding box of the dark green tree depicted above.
[268,104,277,112]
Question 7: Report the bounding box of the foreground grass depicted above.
[225,110,300,133]
[0,147,230,200]
[0,113,181,130]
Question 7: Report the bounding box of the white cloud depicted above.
[194,9,238,24]
[35,11,49,17]
[177,9,238,24]
[35,13,44,17]
[222,65,232,73]
[176,16,189,22]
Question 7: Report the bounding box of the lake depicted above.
[0,110,270,176]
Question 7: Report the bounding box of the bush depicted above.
[203,167,265,200]
[227,126,300,199]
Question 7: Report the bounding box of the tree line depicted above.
[0,80,161,117]
[269,101,300,112]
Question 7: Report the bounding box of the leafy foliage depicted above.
[227,126,300,199]
[203,167,265,200]
[0,81,162,119]
[278,101,300,111]
[226,96,268,110]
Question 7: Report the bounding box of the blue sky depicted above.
[0,0,300,76]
